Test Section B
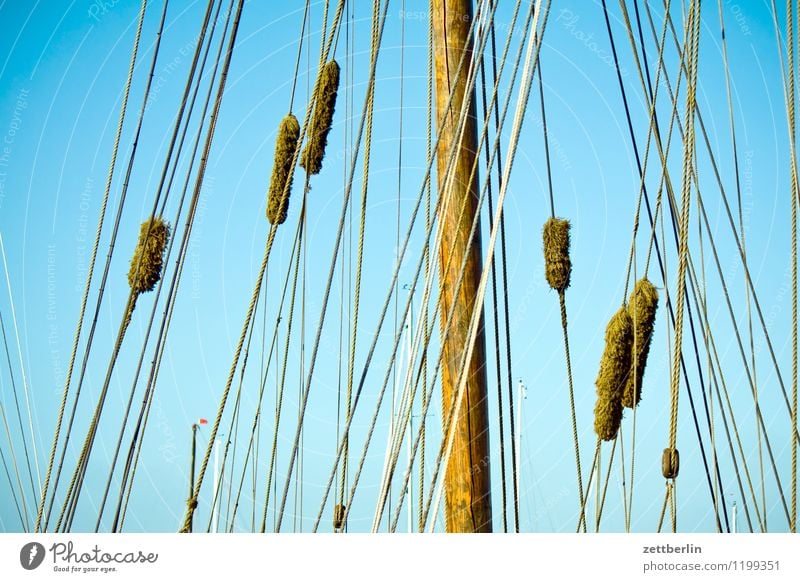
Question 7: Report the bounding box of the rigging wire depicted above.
[0,235,41,508]
[0,313,30,531]
[419,4,434,533]
[367,0,525,532]
[534,41,585,534]
[257,204,304,532]
[336,0,378,534]
[788,0,800,534]
[665,0,701,533]
[39,0,150,532]
[0,276,37,521]
[427,0,551,531]
[92,0,220,532]
[716,0,766,529]
[477,0,509,533]
[642,0,797,530]
[311,0,517,532]
[602,0,729,530]
[272,0,379,532]
[56,0,175,532]
[113,0,238,532]
[0,439,25,530]
[288,0,311,113]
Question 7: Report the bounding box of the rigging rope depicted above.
[0,309,30,530]
[0,237,41,508]
[113,0,238,531]
[664,0,700,533]
[377,0,528,531]
[177,0,258,532]
[288,0,311,112]
[0,440,25,529]
[535,45,585,532]
[311,0,519,533]
[603,0,729,530]
[478,0,509,533]
[789,0,799,534]
[419,3,433,533]
[642,0,800,530]
[717,0,766,529]
[56,0,174,532]
[0,270,38,521]
[338,0,378,534]
[41,0,148,524]
[93,0,219,532]
[388,0,535,533]
[259,208,304,532]
[428,0,551,531]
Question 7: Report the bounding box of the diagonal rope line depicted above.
[0,234,40,513]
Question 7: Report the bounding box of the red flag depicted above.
[199,418,209,425]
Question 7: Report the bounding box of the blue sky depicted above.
[0,0,797,533]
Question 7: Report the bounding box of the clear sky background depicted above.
[0,0,797,533]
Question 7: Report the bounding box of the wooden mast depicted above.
[432,0,492,532]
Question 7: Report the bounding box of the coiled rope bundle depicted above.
[128,217,170,295]
[593,307,633,441]
[542,217,571,292]
[622,278,659,408]
[300,60,340,175]
[267,113,301,225]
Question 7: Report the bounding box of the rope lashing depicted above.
[623,278,659,408]
[267,113,301,225]
[542,217,571,291]
[662,447,680,479]
[593,307,633,441]
[300,60,340,175]
[127,217,170,295]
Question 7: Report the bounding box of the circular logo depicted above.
[19,542,45,570]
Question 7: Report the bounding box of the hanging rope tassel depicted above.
[622,278,659,408]
[267,113,301,225]
[300,59,340,175]
[542,217,571,291]
[127,217,170,295]
[594,307,633,441]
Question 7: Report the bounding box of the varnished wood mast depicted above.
[432,0,493,532]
